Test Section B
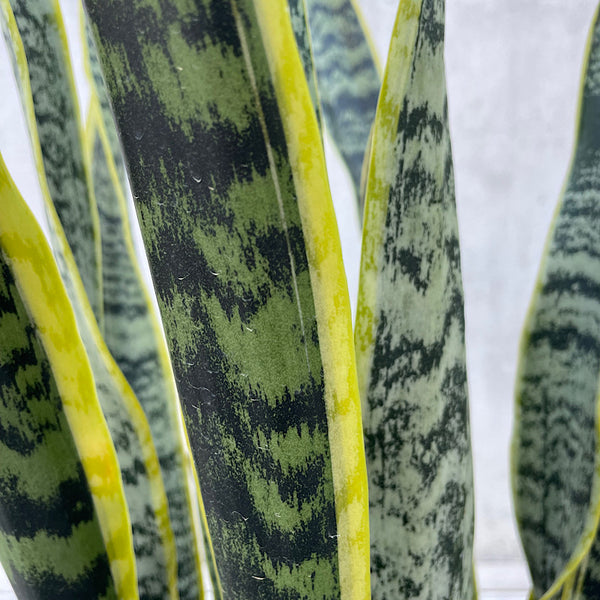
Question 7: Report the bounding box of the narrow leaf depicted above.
[355,0,475,598]
[81,9,129,196]
[1,0,103,322]
[304,0,380,214]
[83,0,369,597]
[512,5,600,599]
[0,155,136,600]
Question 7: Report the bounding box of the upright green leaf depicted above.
[1,0,102,323]
[355,0,475,598]
[0,155,136,600]
[82,11,129,197]
[304,0,380,214]
[0,4,181,596]
[85,98,216,600]
[512,5,600,599]
[83,0,369,597]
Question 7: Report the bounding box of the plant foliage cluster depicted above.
[0,0,598,599]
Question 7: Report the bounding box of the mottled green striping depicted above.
[304,0,379,210]
[2,4,176,595]
[84,0,341,597]
[52,241,172,600]
[286,0,322,129]
[6,0,101,321]
[90,126,203,599]
[0,255,116,600]
[358,0,474,598]
[84,18,129,195]
[513,8,600,598]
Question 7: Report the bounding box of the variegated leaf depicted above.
[83,0,370,597]
[355,0,475,597]
[0,154,136,600]
[513,5,600,599]
[0,4,180,596]
[304,0,380,214]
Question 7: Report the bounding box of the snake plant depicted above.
[512,4,600,599]
[0,0,479,597]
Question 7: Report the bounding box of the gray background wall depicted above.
[0,1,599,598]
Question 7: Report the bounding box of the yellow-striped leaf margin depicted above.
[285,0,322,131]
[84,0,369,596]
[355,0,475,597]
[1,0,103,323]
[0,4,181,595]
[0,153,137,600]
[254,1,370,596]
[304,0,380,214]
[512,5,600,599]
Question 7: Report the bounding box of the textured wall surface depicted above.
[0,0,599,597]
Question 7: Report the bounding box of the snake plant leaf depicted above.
[0,6,181,596]
[1,0,102,323]
[81,10,129,197]
[286,0,322,130]
[85,98,217,600]
[83,0,369,597]
[304,0,380,215]
[512,5,600,599]
[0,154,136,600]
[355,0,475,598]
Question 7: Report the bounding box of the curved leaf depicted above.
[1,0,102,322]
[355,0,475,597]
[0,4,180,596]
[512,5,600,599]
[0,155,135,600]
[83,0,369,597]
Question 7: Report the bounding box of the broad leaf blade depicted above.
[304,0,380,214]
[1,0,102,323]
[0,155,136,600]
[512,5,600,599]
[355,0,475,597]
[84,0,369,597]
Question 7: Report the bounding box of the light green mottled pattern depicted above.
[3,0,102,322]
[84,0,342,596]
[1,6,176,596]
[84,15,129,195]
[0,236,116,600]
[356,0,474,598]
[513,6,600,599]
[50,217,173,600]
[89,121,209,599]
[304,0,379,212]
